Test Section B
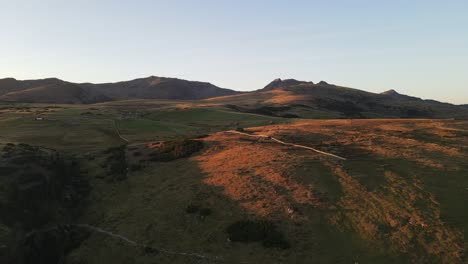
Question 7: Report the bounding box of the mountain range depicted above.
[0,76,467,118]
[0,76,238,104]
[209,78,468,119]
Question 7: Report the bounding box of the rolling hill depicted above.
[0,76,466,119]
[206,78,468,119]
[0,78,110,104]
[78,76,239,101]
[0,76,239,103]
[0,94,467,263]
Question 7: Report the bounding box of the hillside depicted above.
[1,76,466,119]
[0,76,239,104]
[79,76,239,100]
[0,78,108,104]
[206,79,468,119]
[0,101,466,263]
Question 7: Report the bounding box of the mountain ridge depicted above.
[204,78,468,119]
[0,76,239,103]
[0,76,466,119]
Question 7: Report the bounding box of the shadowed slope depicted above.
[0,76,239,103]
[205,80,468,119]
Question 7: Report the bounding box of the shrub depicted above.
[129,164,142,172]
[281,113,300,118]
[226,220,290,249]
[104,145,128,180]
[199,208,212,216]
[149,139,203,162]
[4,143,15,151]
[185,204,199,214]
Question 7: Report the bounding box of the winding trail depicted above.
[27,224,222,262]
[109,119,130,143]
[225,130,347,160]
[76,224,220,260]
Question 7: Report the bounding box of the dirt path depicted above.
[107,119,130,143]
[76,224,221,260]
[225,130,347,160]
[26,224,222,262]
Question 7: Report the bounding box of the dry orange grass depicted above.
[265,89,308,104]
[192,119,466,263]
[194,133,321,219]
[327,166,463,262]
[250,119,465,168]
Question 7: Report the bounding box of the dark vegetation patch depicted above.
[277,133,333,146]
[185,204,212,217]
[18,225,90,264]
[403,108,434,118]
[225,104,299,118]
[103,145,128,180]
[399,129,459,147]
[385,159,468,230]
[226,220,290,249]
[299,161,343,204]
[149,139,203,162]
[280,113,299,118]
[129,164,142,172]
[313,98,364,118]
[335,144,376,159]
[185,204,200,214]
[199,208,212,216]
[0,143,89,264]
[343,159,387,192]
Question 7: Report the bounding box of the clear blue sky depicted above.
[1,0,467,103]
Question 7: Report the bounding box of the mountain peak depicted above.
[317,81,330,85]
[0,77,17,81]
[382,89,400,96]
[262,78,311,91]
[0,76,239,103]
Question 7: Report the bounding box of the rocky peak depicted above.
[381,89,400,96]
[262,78,310,91]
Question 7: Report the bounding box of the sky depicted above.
[1,0,467,104]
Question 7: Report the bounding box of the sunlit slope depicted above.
[70,119,467,263]
[204,81,468,119]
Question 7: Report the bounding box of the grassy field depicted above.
[1,101,467,263]
[66,118,467,264]
[0,102,286,152]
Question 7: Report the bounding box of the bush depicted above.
[149,139,203,162]
[3,143,15,152]
[281,113,300,118]
[185,204,199,214]
[226,220,290,249]
[129,164,142,172]
[104,145,128,180]
[199,208,212,216]
[185,205,212,217]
